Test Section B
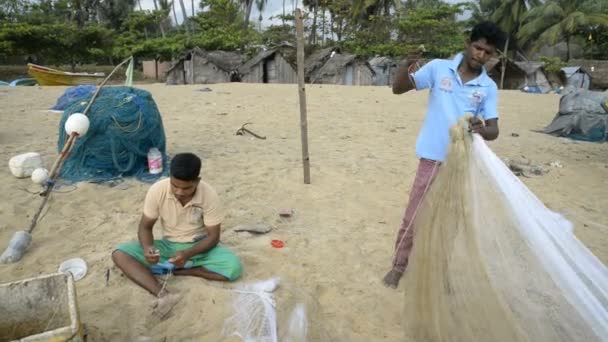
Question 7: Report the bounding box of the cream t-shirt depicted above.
[143,178,223,243]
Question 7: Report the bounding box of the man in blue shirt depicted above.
[384,21,506,288]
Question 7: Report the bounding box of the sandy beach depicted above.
[1,83,607,341]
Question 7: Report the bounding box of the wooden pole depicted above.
[295,9,311,184]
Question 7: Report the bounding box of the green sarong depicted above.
[115,239,242,281]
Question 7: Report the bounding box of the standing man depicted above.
[383,22,506,289]
[112,153,242,317]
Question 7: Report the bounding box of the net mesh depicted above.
[58,86,168,183]
[222,278,333,342]
[222,278,280,342]
[51,85,96,111]
[404,117,608,341]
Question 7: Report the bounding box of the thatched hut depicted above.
[484,57,501,78]
[310,53,375,86]
[304,47,340,83]
[369,56,397,86]
[514,61,553,93]
[486,59,553,92]
[568,60,608,90]
[166,48,243,85]
[238,48,297,84]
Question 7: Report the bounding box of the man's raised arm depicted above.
[393,59,418,94]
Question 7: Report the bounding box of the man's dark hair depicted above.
[170,153,201,181]
[470,21,506,50]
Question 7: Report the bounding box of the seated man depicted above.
[112,153,242,317]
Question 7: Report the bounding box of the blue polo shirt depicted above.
[411,53,499,161]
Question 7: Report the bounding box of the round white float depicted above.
[64,113,90,137]
[58,257,88,281]
[31,168,49,184]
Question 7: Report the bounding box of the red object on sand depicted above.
[271,240,284,248]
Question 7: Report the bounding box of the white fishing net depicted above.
[404,117,608,341]
[222,278,280,342]
[222,277,332,342]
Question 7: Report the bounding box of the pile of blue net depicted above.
[51,85,96,111]
[58,86,168,183]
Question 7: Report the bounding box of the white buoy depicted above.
[64,113,90,136]
[9,152,43,178]
[31,168,49,184]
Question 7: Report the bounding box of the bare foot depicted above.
[383,269,404,289]
[152,293,182,320]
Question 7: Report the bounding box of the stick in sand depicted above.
[295,8,311,184]
[0,57,135,264]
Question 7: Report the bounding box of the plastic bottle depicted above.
[147,147,163,174]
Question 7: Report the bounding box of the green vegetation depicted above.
[0,0,606,74]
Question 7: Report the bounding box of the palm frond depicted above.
[521,5,545,24]
[533,22,563,50]
[562,11,585,33]
[518,13,556,42]
[587,13,608,26]
[543,2,565,20]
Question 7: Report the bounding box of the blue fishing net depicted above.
[51,85,96,111]
[58,86,168,183]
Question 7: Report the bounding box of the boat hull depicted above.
[28,64,105,86]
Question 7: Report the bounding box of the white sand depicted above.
[0,83,607,341]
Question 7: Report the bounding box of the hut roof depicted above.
[561,66,589,78]
[312,53,375,82]
[305,47,340,78]
[238,49,287,76]
[514,61,545,74]
[167,47,243,74]
[568,59,608,89]
[484,57,500,73]
[369,56,395,67]
[492,59,536,75]
[202,49,244,72]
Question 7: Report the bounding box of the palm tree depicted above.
[490,0,540,88]
[518,0,608,61]
[255,0,267,31]
[97,0,136,30]
[304,0,318,44]
[404,0,441,9]
[466,0,498,22]
[158,0,174,38]
[178,0,190,34]
[172,0,179,27]
[240,0,254,27]
[352,0,396,19]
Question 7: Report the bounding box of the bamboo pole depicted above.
[295,9,311,184]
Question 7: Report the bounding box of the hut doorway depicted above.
[262,59,277,83]
[344,64,354,85]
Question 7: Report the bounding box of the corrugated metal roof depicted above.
[561,66,582,78]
